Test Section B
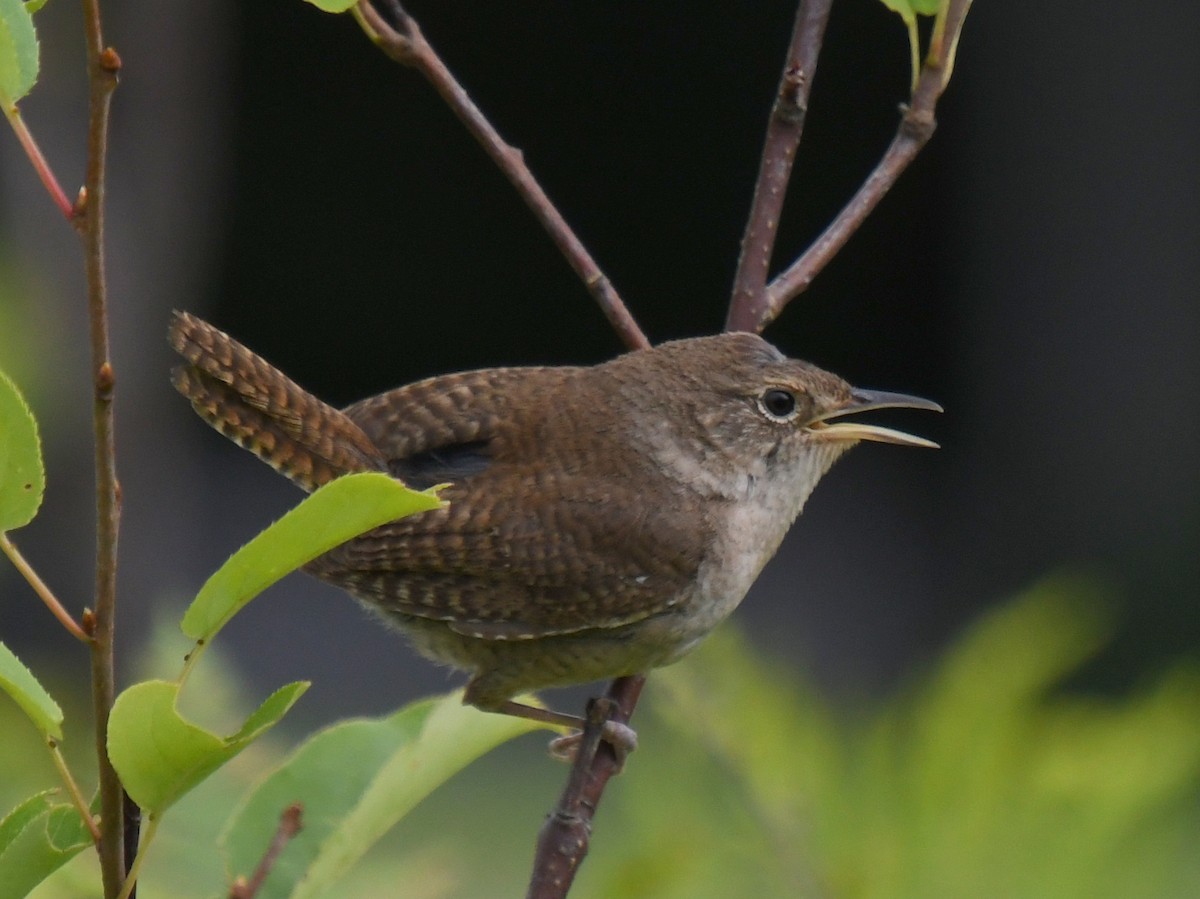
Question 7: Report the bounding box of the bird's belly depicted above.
[384,611,689,698]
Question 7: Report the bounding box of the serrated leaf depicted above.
[181,472,441,642]
[302,0,359,12]
[0,0,38,104]
[0,641,62,740]
[0,791,54,851]
[0,368,44,532]
[222,690,549,899]
[109,679,309,815]
[0,792,91,899]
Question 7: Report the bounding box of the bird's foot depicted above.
[469,695,637,770]
[548,719,637,769]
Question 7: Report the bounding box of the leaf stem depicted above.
[1,103,75,220]
[48,740,102,844]
[73,6,124,895]
[353,0,649,351]
[176,639,206,691]
[114,813,157,899]
[0,533,90,642]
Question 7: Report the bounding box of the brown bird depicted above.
[169,311,939,752]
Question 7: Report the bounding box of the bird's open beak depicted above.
[807,389,942,449]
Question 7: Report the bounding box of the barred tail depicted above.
[168,310,386,492]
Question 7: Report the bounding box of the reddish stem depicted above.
[725,0,833,333]
[0,534,90,642]
[760,0,974,327]
[74,8,124,896]
[354,1,649,351]
[228,804,304,899]
[2,105,74,219]
[526,675,645,899]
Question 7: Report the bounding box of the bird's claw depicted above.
[548,720,638,770]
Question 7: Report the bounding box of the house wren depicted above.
[168,311,939,750]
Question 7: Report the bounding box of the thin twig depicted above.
[0,533,90,642]
[228,804,305,899]
[527,700,609,899]
[353,0,649,352]
[762,116,931,318]
[725,0,833,333]
[122,791,141,899]
[114,814,157,899]
[2,104,74,220]
[73,10,124,895]
[759,0,974,328]
[48,740,102,844]
[526,675,644,899]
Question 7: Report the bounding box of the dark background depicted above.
[1,0,1196,724]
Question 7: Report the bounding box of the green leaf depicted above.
[877,0,941,16]
[0,0,38,104]
[655,626,843,837]
[0,368,44,532]
[628,575,1200,899]
[877,0,916,20]
[877,0,921,92]
[181,472,441,642]
[109,679,309,815]
[0,792,92,899]
[222,691,550,899]
[301,0,359,12]
[0,641,62,740]
[877,0,944,91]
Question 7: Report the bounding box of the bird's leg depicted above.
[473,698,638,764]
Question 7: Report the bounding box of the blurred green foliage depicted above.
[6,575,1199,898]
[0,253,48,419]
[599,575,1200,899]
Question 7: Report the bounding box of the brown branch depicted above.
[353,0,649,351]
[73,10,124,896]
[725,0,833,333]
[759,0,974,329]
[228,804,304,899]
[526,675,644,899]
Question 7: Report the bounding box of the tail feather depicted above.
[168,310,386,491]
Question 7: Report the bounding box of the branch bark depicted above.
[526,675,644,899]
[228,804,305,899]
[725,0,833,333]
[73,10,124,896]
[758,0,974,329]
[354,0,649,351]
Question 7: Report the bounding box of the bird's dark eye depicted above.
[760,388,797,420]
